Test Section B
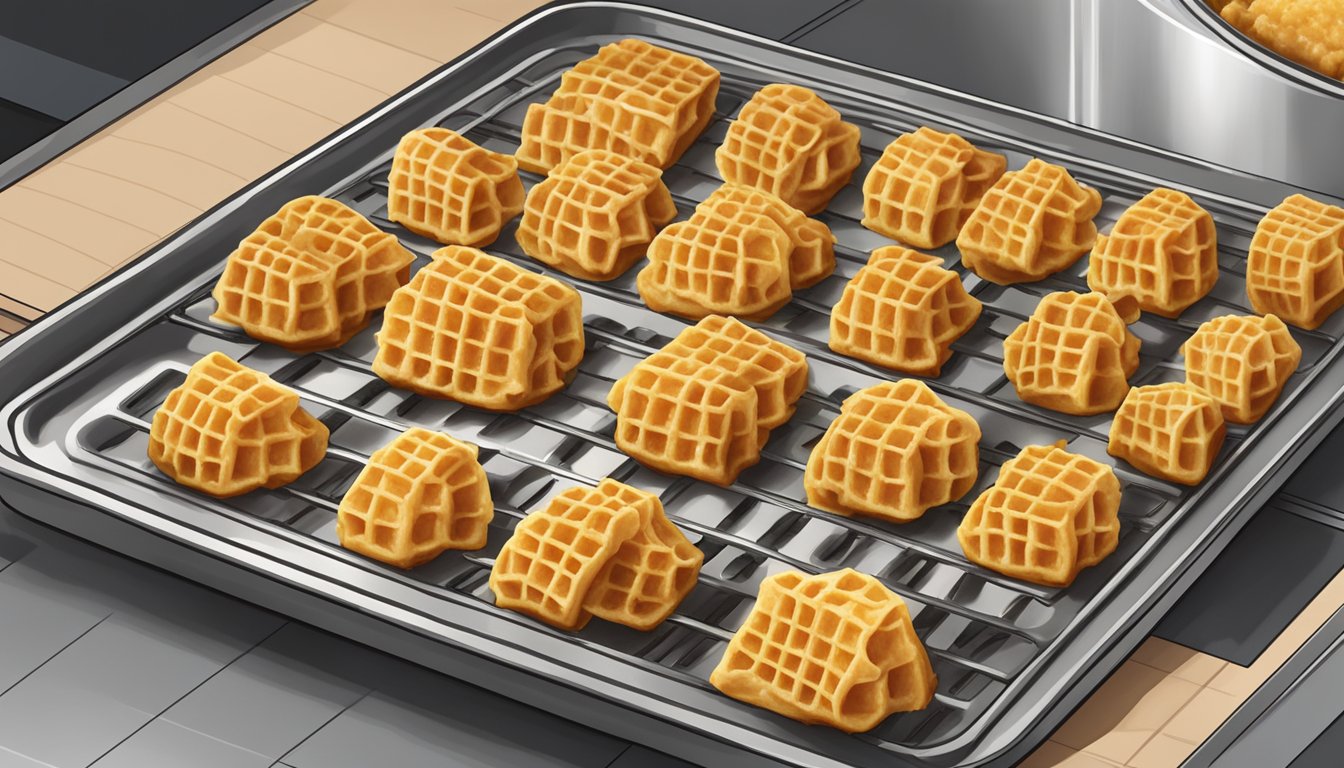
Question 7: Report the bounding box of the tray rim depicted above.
[3,3,1344,767]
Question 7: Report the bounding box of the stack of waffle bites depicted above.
[212,196,414,351]
[608,316,807,486]
[489,479,702,631]
[387,128,524,248]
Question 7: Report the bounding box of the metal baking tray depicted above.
[3,4,1344,766]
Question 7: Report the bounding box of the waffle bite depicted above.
[829,247,981,376]
[337,428,493,569]
[638,183,836,320]
[1088,188,1219,319]
[211,196,414,351]
[957,441,1121,587]
[1003,291,1141,416]
[862,127,1006,249]
[516,149,676,281]
[1108,383,1226,485]
[583,483,703,631]
[372,246,584,410]
[710,569,936,732]
[806,380,980,522]
[1182,314,1301,424]
[715,84,862,215]
[1246,194,1344,330]
[607,316,807,485]
[957,159,1102,284]
[148,352,328,498]
[515,39,720,174]
[386,128,523,247]
[490,479,701,631]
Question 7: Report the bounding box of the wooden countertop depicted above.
[0,3,1336,766]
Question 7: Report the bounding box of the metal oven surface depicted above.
[2,4,1343,767]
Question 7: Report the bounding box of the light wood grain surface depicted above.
[0,3,1336,766]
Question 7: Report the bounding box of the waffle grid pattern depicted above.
[147,352,328,498]
[337,427,493,568]
[862,126,1007,250]
[1245,194,1344,330]
[1087,188,1219,319]
[958,444,1122,587]
[372,246,584,410]
[516,149,677,281]
[212,196,413,351]
[710,569,937,732]
[387,128,525,247]
[515,39,720,174]
[714,84,862,215]
[1003,291,1141,416]
[957,159,1103,285]
[829,246,982,376]
[1108,383,1227,486]
[1182,314,1303,424]
[806,380,981,523]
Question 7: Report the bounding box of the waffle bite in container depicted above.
[957,159,1102,284]
[149,352,328,498]
[516,149,676,281]
[710,569,937,732]
[515,39,720,174]
[372,246,584,411]
[862,126,1006,249]
[211,196,413,351]
[715,84,861,215]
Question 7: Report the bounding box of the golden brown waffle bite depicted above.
[1003,291,1141,416]
[386,128,524,248]
[490,478,700,631]
[582,483,703,631]
[829,247,981,376]
[1087,188,1219,319]
[516,149,676,281]
[638,183,836,320]
[957,159,1102,284]
[607,316,808,486]
[490,480,644,631]
[715,84,862,215]
[515,39,720,174]
[805,380,980,522]
[211,196,414,351]
[957,441,1121,587]
[862,127,1006,249]
[709,569,936,732]
[148,352,328,498]
[1108,383,1226,485]
[336,428,493,569]
[373,246,584,411]
[1182,314,1301,424]
[1246,194,1344,330]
